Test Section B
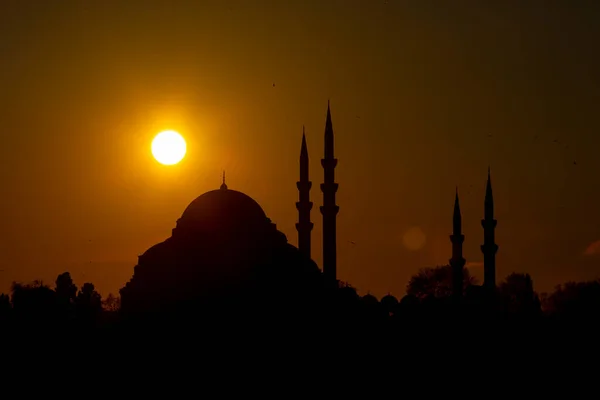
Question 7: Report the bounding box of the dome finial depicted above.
[220,170,228,190]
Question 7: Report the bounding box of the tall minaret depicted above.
[450,188,466,300]
[296,127,313,259]
[320,101,339,284]
[481,168,498,291]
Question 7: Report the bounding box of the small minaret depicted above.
[481,167,498,291]
[220,171,228,190]
[320,101,339,285]
[296,127,313,259]
[450,188,466,300]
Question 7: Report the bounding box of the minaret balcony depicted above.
[295,222,314,231]
[320,205,340,215]
[296,181,312,191]
[481,243,499,253]
[449,257,466,268]
[295,201,313,211]
[320,183,339,192]
[321,158,338,168]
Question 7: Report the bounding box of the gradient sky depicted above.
[1,1,599,298]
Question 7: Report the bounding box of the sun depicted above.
[151,130,187,165]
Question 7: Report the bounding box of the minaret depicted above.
[481,168,498,291]
[220,171,227,190]
[296,127,313,259]
[450,188,466,300]
[320,101,339,285]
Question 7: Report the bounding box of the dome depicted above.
[361,293,379,305]
[177,185,269,230]
[380,294,399,310]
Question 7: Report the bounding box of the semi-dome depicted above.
[177,184,269,230]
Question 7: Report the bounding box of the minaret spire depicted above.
[453,187,462,235]
[450,188,466,300]
[481,167,498,291]
[484,167,493,219]
[296,126,313,259]
[320,101,339,286]
[220,171,227,190]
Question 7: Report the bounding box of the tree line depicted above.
[1,266,599,329]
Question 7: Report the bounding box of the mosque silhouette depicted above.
[119,102,498,317]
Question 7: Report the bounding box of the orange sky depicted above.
[1,1,599,298]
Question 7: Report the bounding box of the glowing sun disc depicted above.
[151,130,187,165]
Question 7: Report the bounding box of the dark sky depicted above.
[1,1,599,298]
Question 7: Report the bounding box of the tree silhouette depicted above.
[380,294,399,316]
[75,282,102,322]
[10,281,57,323]
[102,293,121,312]
[55,272,77,305]
[406,265,476,300]
[0,293,10,320]
[498,272,541,318]
[543,279,600,320]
